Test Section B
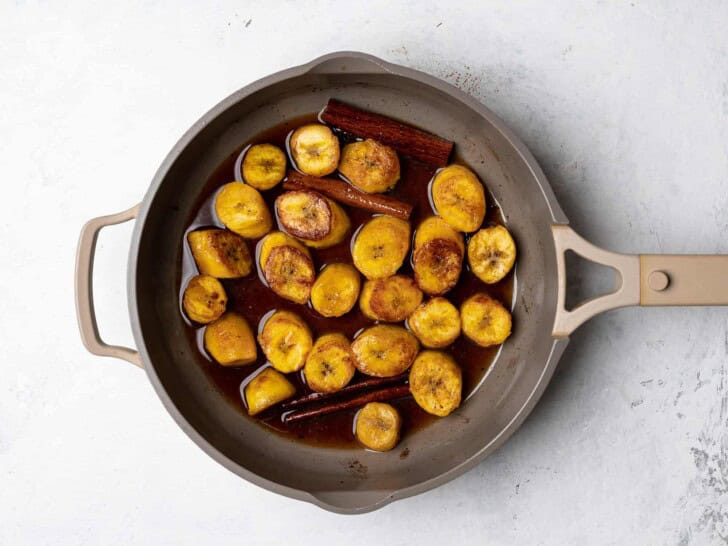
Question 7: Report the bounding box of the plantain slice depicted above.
[187,229,252,279]
[412,238,463,296]
[242,143,287,190]
[351,324,419,377]
[359,275,423,322]
[258,310,313,373]
[215,181,273,239]
[467,225,517,284]
[289,124,340,177]
[460,293,512,347]
[276,190,332,241]
[303,333,356,393]
[259,231,315,304]
[414,216,464,255]
[351,215,411,279]
[407,297,461,348]
[182,274,227,324]
[244,367,296,416]
[204,312,257,366]
[409,350,462,417]
[431,165,486,233]
[297,198,350,249]
[339,139,400,194]
[310,263,361,318]
[355,402,402,451]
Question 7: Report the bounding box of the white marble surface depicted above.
[2,1,727,544]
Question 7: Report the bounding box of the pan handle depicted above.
[553,225,728,336]
[552,225,640,337]
[75,204,142,368]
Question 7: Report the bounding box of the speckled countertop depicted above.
[2,2,727,544]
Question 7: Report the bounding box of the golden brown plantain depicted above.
[310,263,361,318]
[275,190,332,241]
[258,231,315,304]
[338,139,400,194]
[467,225,517,284]
[187,229,252,279]
[351,215,411,279]
[182,274,227,324]
[289,124,340,177]
[258,310,313,373]
[355,402,402,451]
[460,293,512,347]
[215,181,273,239]
[407,297,461,348]
[359,275,423,322]
[297,198,350,249]
[412,238,463,295]
[414,216,464,254]
[303,333,356,393]
[244,367,296,416]
[431,165,486,232]
[409,350,462,416]
[351,324,419,377]
[242,143,287,190]
[203,312,257,366]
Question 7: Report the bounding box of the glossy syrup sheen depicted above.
[180,114,515,448]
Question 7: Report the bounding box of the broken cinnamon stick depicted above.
[283,170,413,220]
[282,385,411,424]
[320,99,454,167]
[281,373,408,411]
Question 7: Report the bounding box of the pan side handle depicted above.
[552,225,640,337]
[75,204,142,368]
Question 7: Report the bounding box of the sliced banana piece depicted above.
[431,165,486,233]
[297,198,350,249]
[412,238,463,296]
[414,216,464,254]
[359,275,423,322]
[187,229,252,279]
[467,225,517,284]
[351,324,419,377]
[204,312,257,366]
[289,124,340,177]
[276,190,332,241]
[460,293,512,347]
[182,274,227,324]
[258,310,313,373]
[355,402,402,451]
[215,181,273,239]
[351,215,411,279]
[310,263,361,318]
[339,139,400,194]
[259,231,315,304]
[244,367,296,416]
[303,333,356,393]
[242,143,287,190]
[408,297,461,348]
[409,350,462,417]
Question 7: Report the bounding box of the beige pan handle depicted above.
[75,204,142,368]
[552,225,728,337]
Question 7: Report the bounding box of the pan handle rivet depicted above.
[648,270,670,291]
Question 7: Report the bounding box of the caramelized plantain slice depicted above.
[412,238,463,296]
[409,350,462,417]
[351,324,419,377]
[351,215,411,279]
[297,198,350,249]
[355,402,402,451]
[289,124,340,177]
[460,293,512,347]
[407,297,461,348]
[215,181,273,239]
[467,225,517,284]
[303,333,356,393]
[359,275,423,322]
[275,190,332,241]
[310,263,361,318]
[258,310,313,373]
[242,143,287,190]
[182,274,228,324]
[431,165,486,233]
[204,312,257,366]
[258,231,315,304]
[339,139,400,194]
[244,367,296,416]
[187,229,252,279]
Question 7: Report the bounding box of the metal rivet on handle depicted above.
[648,270,670,291]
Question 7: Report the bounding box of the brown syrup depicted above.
[180,114,515,448]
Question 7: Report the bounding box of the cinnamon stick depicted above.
[281,373,408,410]
[283,170,413,220]
[320,99,454,167]
[282,385,411,424]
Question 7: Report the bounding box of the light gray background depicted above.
[2,1,727,544]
